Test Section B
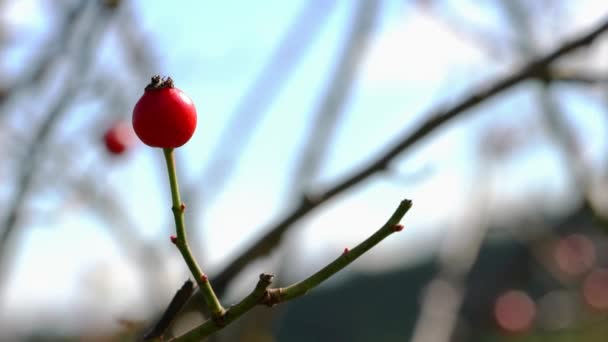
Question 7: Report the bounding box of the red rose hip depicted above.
[104,121,135,155]
[132,76,197,148]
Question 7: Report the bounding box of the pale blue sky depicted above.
[1,0,608,336]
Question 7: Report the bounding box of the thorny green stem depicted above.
[170,199,413,342]
[163,148,225,318]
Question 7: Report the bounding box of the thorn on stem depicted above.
[343,247,350,255]
[170,235,177,244]
[393,224,404,232]
[200,274,209,283]
[180,203,186,212]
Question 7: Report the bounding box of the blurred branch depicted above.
[410,5,606,341]
[256,2,380,335]
[544,68,608,85]
[0,1,87,107]
[0,1,118,293]
[504,0,593,202]
[42,107,175,317]
[410,166,492,342]
[145,279,195,340]
[209,15,608,296]
[181,0,338,263]
[115,0,158,79]
[290,0,379,195]
[538,84,590,190]
[170,199,412,342]
[186,0,337,206]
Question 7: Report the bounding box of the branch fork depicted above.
[167,199,413,341]
[151,151,413,342]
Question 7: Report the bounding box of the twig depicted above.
[163,148,224,318]
[144,279,195,340]
[169,199,412,342]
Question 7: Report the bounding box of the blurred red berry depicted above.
[103,121,135,155]
[583,268,608,310]
[132,75,197,148]
[553,234,595,276]
[494,290,536,334]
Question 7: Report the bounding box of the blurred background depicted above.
[0,0,608,341]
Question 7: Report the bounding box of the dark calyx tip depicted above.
[145,75,175,90]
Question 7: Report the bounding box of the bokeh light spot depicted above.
[494,290,536,334]
[553,234,595,276]
[583,268,608,310]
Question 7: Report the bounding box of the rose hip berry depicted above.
[103,121,135,155]
[132,75,197,148]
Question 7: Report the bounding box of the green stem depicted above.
[276,199,412,302]
[162,148,225,318]
[169,274,275,342]
[170,199,413,342]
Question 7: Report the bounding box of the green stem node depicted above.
[162,148,225,318]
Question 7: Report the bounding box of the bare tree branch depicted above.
[210,15,608,296]
[0,1,88,108]
[541,68,608,84]
[186,0,338,206]
[290,0,379,195]
[411,4,605,340]
[183,0,338,260]
[0,1,119,293]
